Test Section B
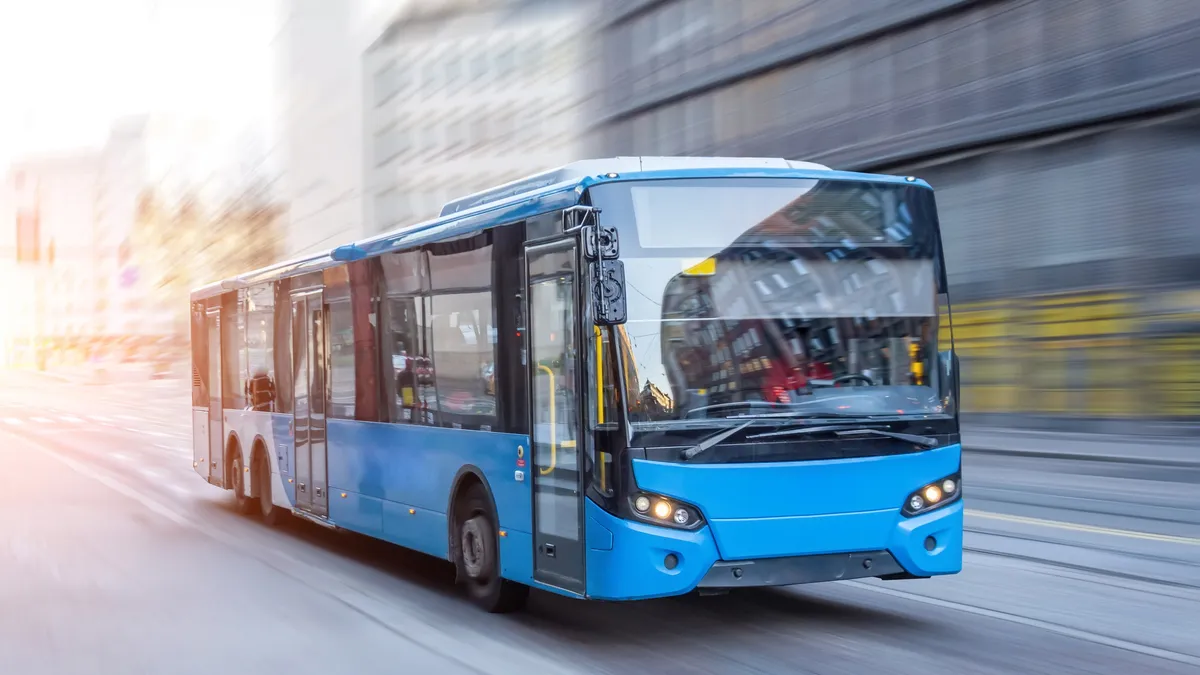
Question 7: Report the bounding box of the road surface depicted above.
[1,370,1197,674]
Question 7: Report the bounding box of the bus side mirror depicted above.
[592,260,627,326]
[939,350,960,412]
[951,352,960,407]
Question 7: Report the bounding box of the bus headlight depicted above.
[902,471,962,517]
[628,491,704,530]
[672,508,691,525]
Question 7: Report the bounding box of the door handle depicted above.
[299,482,306,492]
[542,543,556,558]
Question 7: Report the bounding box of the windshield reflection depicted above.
[589,177,953,424]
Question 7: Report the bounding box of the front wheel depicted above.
[456,485,528,613]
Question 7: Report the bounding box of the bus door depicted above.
[205,307,222,485]
[525,237,586,594]
[291,289,330,518]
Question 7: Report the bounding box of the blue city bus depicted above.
[189,157,962,612]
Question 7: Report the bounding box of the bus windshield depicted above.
[589,177,954,425]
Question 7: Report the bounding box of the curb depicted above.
[963,445,1199,468]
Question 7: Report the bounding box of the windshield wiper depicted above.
[746,424,939,447]
[680,420,755,461]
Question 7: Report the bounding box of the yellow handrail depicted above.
[595,326,604,424]
[595,326,607,492]
[537,364,556,475]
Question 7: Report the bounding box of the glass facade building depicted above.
[595,0,1200,432]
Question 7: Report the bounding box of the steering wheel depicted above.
[833,373,876,387]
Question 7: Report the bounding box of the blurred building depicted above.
[96,116,155,340]
[363,0,596,232]
[273,0,408,259]
[1,152,103,366]
[0,112,277,367]
[596,0,1200,433]
[131,185,282,338]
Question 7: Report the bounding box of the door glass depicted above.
[528,241,583,591]
[308,298,328,514]
[292,299,310,508]
[206,312,221,481]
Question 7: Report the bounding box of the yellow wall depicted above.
[941,290,1200,419]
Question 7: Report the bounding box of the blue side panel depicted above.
[330,491,385,538]
[585,499,720,601]
[381,501,448,559]
[270,413,295,505]
[324,419,532,539]
[632,445,961,560]
[499,530,535,585]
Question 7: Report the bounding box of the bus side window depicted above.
[379,249,431,425]
[245,283,276,412]
[273,279,294,414]
[191,303,209,407]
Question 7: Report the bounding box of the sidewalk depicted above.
[962,426,1199,467]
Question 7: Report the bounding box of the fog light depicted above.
[924,536,937,551]
[673,508,690,525]
[653,501,671,519]
[942,479,957,494]
[923,485,942,503]
[664,554,678,570]
[634,495,651,513]
[909,495,924,511]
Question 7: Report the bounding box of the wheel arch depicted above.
[224,431,244,490]
[248,434,270,500]
[446,465,498,564]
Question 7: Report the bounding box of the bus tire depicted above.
[456,483,528,613]
[230,452,254,515]
[256,453,282,527]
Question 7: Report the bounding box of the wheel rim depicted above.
[461,515,490,581]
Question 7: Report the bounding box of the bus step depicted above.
[291,509,338,530]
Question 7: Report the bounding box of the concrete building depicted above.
[363,0,597,234]
[272,0,409,259]
[595,0,1200,433]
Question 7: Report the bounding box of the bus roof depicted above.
[190,156,929,302]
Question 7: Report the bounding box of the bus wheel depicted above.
[457,484,528,613]
[257,453,281,527]
[231,453,254,515]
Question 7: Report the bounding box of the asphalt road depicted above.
[1,370,1197,674]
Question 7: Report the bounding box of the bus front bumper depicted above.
[696,550,905,588]
[584,498,962,601]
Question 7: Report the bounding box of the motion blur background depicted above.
[1,0,1197,438]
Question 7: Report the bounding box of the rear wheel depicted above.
[257,453,282,526]
[456,484,528,613]
[230,453,254,515]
